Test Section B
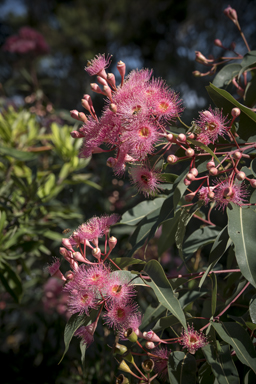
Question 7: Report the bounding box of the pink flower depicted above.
[152,346,170,380]
[47,258,66,281]
[67,288,98,315]
[196,107,229,145]
[130,165,161,197]
[214,179,249,210]
[75,263,111,291]
[178,324,208,354]
[198,186,215,205]
[103,272,136,304]
[104,301,138,331]
[3,26,49,55]
[85,53,112,78]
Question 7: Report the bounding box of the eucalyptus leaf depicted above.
[212,63,242,88]
[168,352,197,384]
[121,198,165,226]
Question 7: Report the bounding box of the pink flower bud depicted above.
[186,173,195,181]
[106,157,117,167]
[61,239,74,251]
[81,98,91,112]
[195,51,214,64]
[142,331,162,343]
[207,161,215,170]
[214,39,223,48]
[209,167,218,176]
[103,85,113,101]
[224,6,238,22]
[233,151,242,160]
[190,168,198,177]
[192,70,202,77]
[70,130,84,138]
[78,112,88,123]
[108,236,117,251]
[70,110,80,121]
[185,192,196,202]
[185,148,195,157]
[109,103,117,113]
[184,178,191,186]
[208,191,215,199]
[187,132,195,139]
[167,155,178,164]
[117,60,126,85]
[250,179,256,188]
[107,73,116,89]
[178,133,186,142]
[145,341,155,349]
[96,76,107,86]
[166,133,174,142]
[236,171,246,181]
[92,247,101,260]
[73,251,86,263]
[65,270,74,280]
[90,83,104,95]
[231,108,240,118]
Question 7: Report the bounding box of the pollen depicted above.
[139,126,150,137]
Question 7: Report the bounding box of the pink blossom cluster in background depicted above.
[3,26,49,55]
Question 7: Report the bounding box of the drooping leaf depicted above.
[183,226,220,262]
[0,145,37,161]
[111,257,145,269]
[0,261,23,303]
[227,204,256,288]
[212,322,256,373]
[168,352,197,384]
[142,260,187,329]
[202,344,239,384]
[140,304,167,330]
[158,210,181,255]
[249,295,256,324]
[59,311,97,364]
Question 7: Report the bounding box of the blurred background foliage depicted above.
[0,0,256,383]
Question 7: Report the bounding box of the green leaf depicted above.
[206,83,256,141]
[251,158,256,178]
[212,63,242,88]
[210,273,217,316]
[249,295,256,324]
[142,260,187,329]
[158,210,181,255]
[227,204,256,288]
[199,225,231,288]
[244,74,256,108]
[168,352,197,384]
[121,198,165,226]
[240,50,256,68]
[183,226,220,262]
[0,261,23,303]
[59,311,96,364]
[111,257,145,269]
[160,173,178,183]
[202,344,239,384]
[110,270,145,286]
[0,145,37,161]
[179,290,208,309]
[140,304,166,330]
[153,314,180,332]
[212,322,256,373]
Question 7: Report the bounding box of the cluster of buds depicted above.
[193,5,250,96]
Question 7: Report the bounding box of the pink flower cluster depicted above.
[70,53,183,196]
[3,27,49,55]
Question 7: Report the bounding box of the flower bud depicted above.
[192,70,202,77]
[166,133,174,142]
[145,341,155,349]
[167,155,178,164]
[236,171,246,181]
[142,331,162,342]
[124,352,135,364]
[65,270,74,280]
[209,167,218,176]
[90,83,104,94]
[92,247,101,260]
[250,179,256,188]
[186,173,195,181]
[109,103,117,113]
[184,178,191,186]
[206,161,215,170]
[230,42,236,51]
[208,191,215,200]
[233,151,242,160]
[177,133,186,142]
[78,112,88,123]
[185,148,195,157]
[73,251,86,263]
[214,39,223,48]
[190,168,198,177]
[195,51,214,64]
[107,157,117,167]
[103,85,113,101]
[185,192,196,202]
[141,359,154,373]
[70,130,84,138]
[117,61,126,85]
[187,132,195,139]
[108,236,117,251]
[224,6,238,22]
[97,76,108,86]
[107,73,117,89]
[231,108,241,118]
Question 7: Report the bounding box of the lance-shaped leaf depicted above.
[168,352,197,384]
[59,310,97,364]
[206,83,256,141]
[142,260,187,329]
[121,198,165,226]
[227,204,256,288]
[0,261,23,303]
[212,322,256,373]
[158,210,181,255]
[111,257,145,270]
[249,295,256,324]
[202,344,239,384]
[212,63,242,88]
[140,304,167,330]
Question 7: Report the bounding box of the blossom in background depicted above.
[195,107,229,145]
[178,324,208,354]
[75,322,96,347]
[3,26,49,55]
[152,346,170,380]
